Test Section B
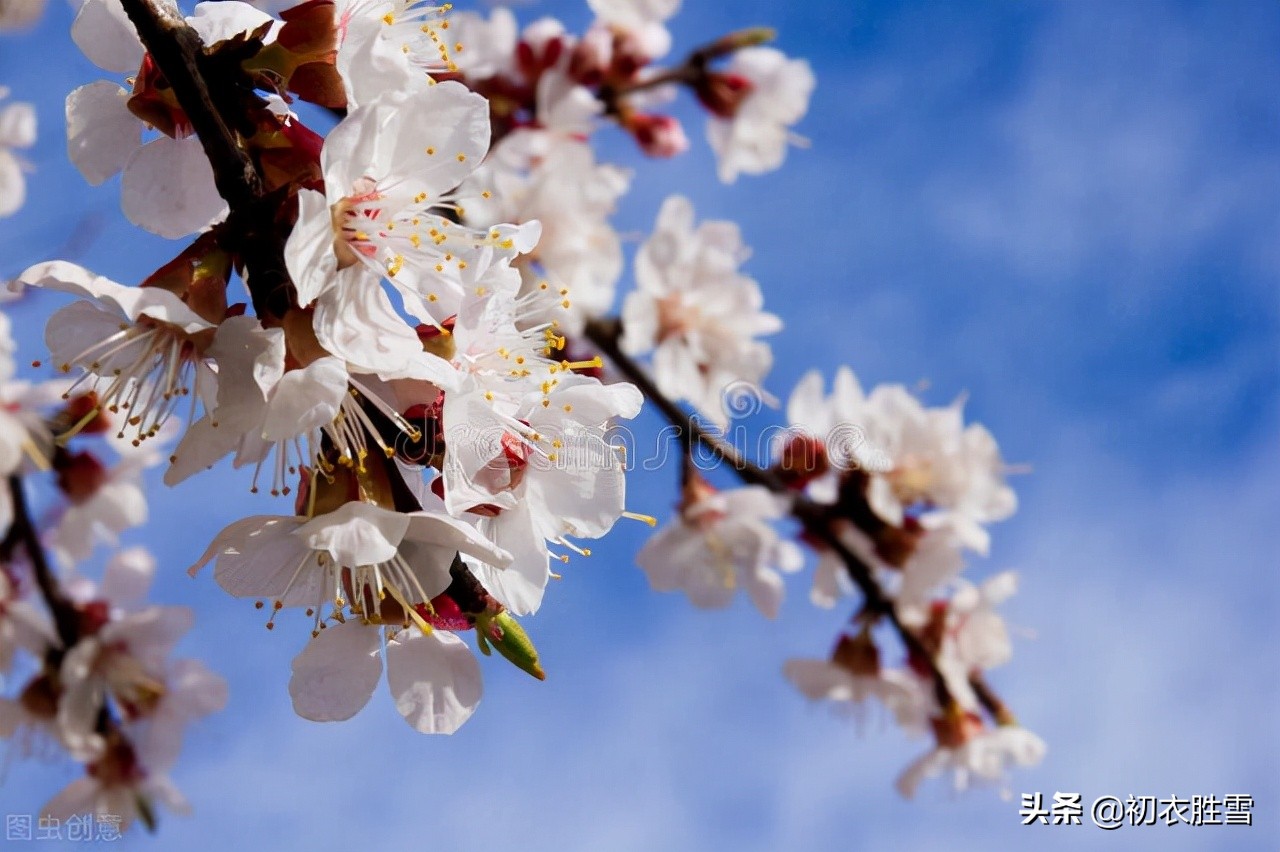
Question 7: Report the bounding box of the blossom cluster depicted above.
[0,0,1044,833]
[0,310,225,831]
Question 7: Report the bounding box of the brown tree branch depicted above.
[117,0,293,320]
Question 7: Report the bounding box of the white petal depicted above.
[187,0,276,45]
[71,0,144,74]
[322,83,489,202]
[0,151,24,217]
[100,545,154,606]
[261,356,348,442]
[192,515,323,607]
[385,629,481,734]
[101,605,194,670]
[121,136,228,239]
[405,511,513,568]
[284,188,338,307]
[742,565,784,619]
[289,619,382,722]
[295,501,407,567]
[336,21,423,110]
[783,658,853,701]
[66,81,139,185]
[312,274,458,387]
[43,778,105,822]
[468,504,547,616]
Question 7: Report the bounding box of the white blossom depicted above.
[64,0,272,237]
[191,499,509,733]
[621,195,781,426]
[284,84,538,344]
[706,46,815,183]
[19,261,219,447]
[896,720,1046,799]
[636,480,802,618]
[0,88,35,217]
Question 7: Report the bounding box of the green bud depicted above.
[475,611,545,681]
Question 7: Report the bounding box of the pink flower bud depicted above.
[627,113,689,158]
[517,18,567,80]
[569,25,613,85]
[695,72,755,119]
[56,451,107,504]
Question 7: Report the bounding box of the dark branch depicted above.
[117,0,294,320]
[3,475,78,649]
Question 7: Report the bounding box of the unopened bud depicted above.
[626,113,690,158]
[930,705,983,749]
[569,24,613,85]
[517,18,567,79]
[694,72,755,119]
[475,610,545,680]
[775,432,828,488]
[55,451,107,504]
[831,630,879,676]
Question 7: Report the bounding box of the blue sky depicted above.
[1,1,1278,850]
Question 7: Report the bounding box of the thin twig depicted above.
[3,476,78,649]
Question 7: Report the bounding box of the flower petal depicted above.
[289,619,382,722]
[121,136,228,239]
[294,501,407,567]
[71,0,144,74]
[385,628,481,734]
[66,81,139,185]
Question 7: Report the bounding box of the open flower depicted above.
[784,632,930,734]
[621,194,781,426]
[896,712,1046,798]
[333,0,460,107]
[780,367,1017,555]
[43,728,191,832]
[19,261,218,448]
[636,475,802,618]
[436,277,642,614]
[285,83,538,330]
[57,604,195,761]
[705,46,814,184]
[192,500,511,733]
[465,140,630,334]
